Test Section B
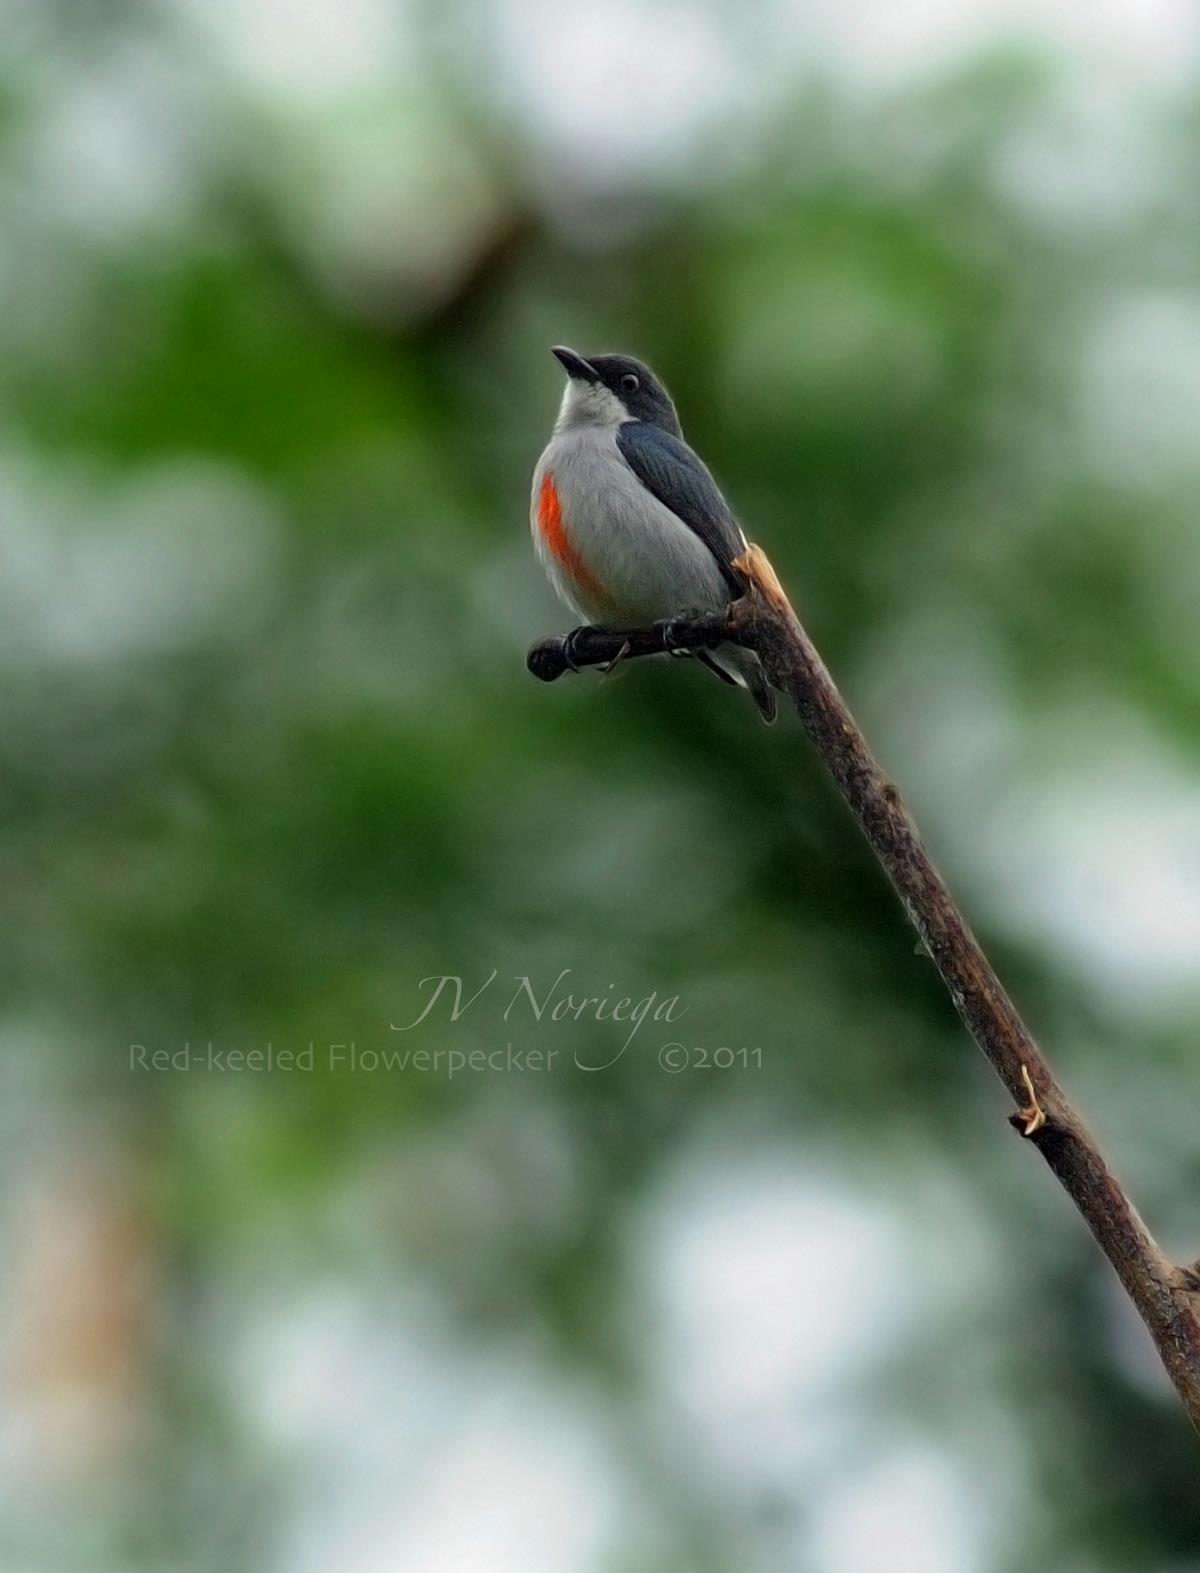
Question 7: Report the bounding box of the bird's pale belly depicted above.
[531,432,728,628]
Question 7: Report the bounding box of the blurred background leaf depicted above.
[1,1,1199,1569]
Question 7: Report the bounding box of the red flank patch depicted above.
[538,474,605,604]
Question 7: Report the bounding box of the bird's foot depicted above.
[1009,1064,1047,1138]
[661,608,706,657]
[562,625,604,673]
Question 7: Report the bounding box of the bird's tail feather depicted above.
[743,657,777,724]
[701,646,777,724]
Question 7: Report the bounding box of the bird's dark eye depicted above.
[621,373,640,395]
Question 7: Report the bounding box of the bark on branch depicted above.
[528,544,1200,1430]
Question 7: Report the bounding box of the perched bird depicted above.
[530,346,777,722]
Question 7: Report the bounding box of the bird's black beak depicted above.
[551,345,599,383]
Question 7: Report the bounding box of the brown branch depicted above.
[528,544,1200,1430]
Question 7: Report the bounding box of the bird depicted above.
[530,346,777,723]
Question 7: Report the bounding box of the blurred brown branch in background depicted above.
[528,544,1200,1434]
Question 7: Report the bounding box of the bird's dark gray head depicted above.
[551,346,682,438]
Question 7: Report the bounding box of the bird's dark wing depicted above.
[616,421,747,595]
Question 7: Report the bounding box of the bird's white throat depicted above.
[554,378,628,434]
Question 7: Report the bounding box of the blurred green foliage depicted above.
[2,3,1200,1570]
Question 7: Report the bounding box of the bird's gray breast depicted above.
[532,426,729,627]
